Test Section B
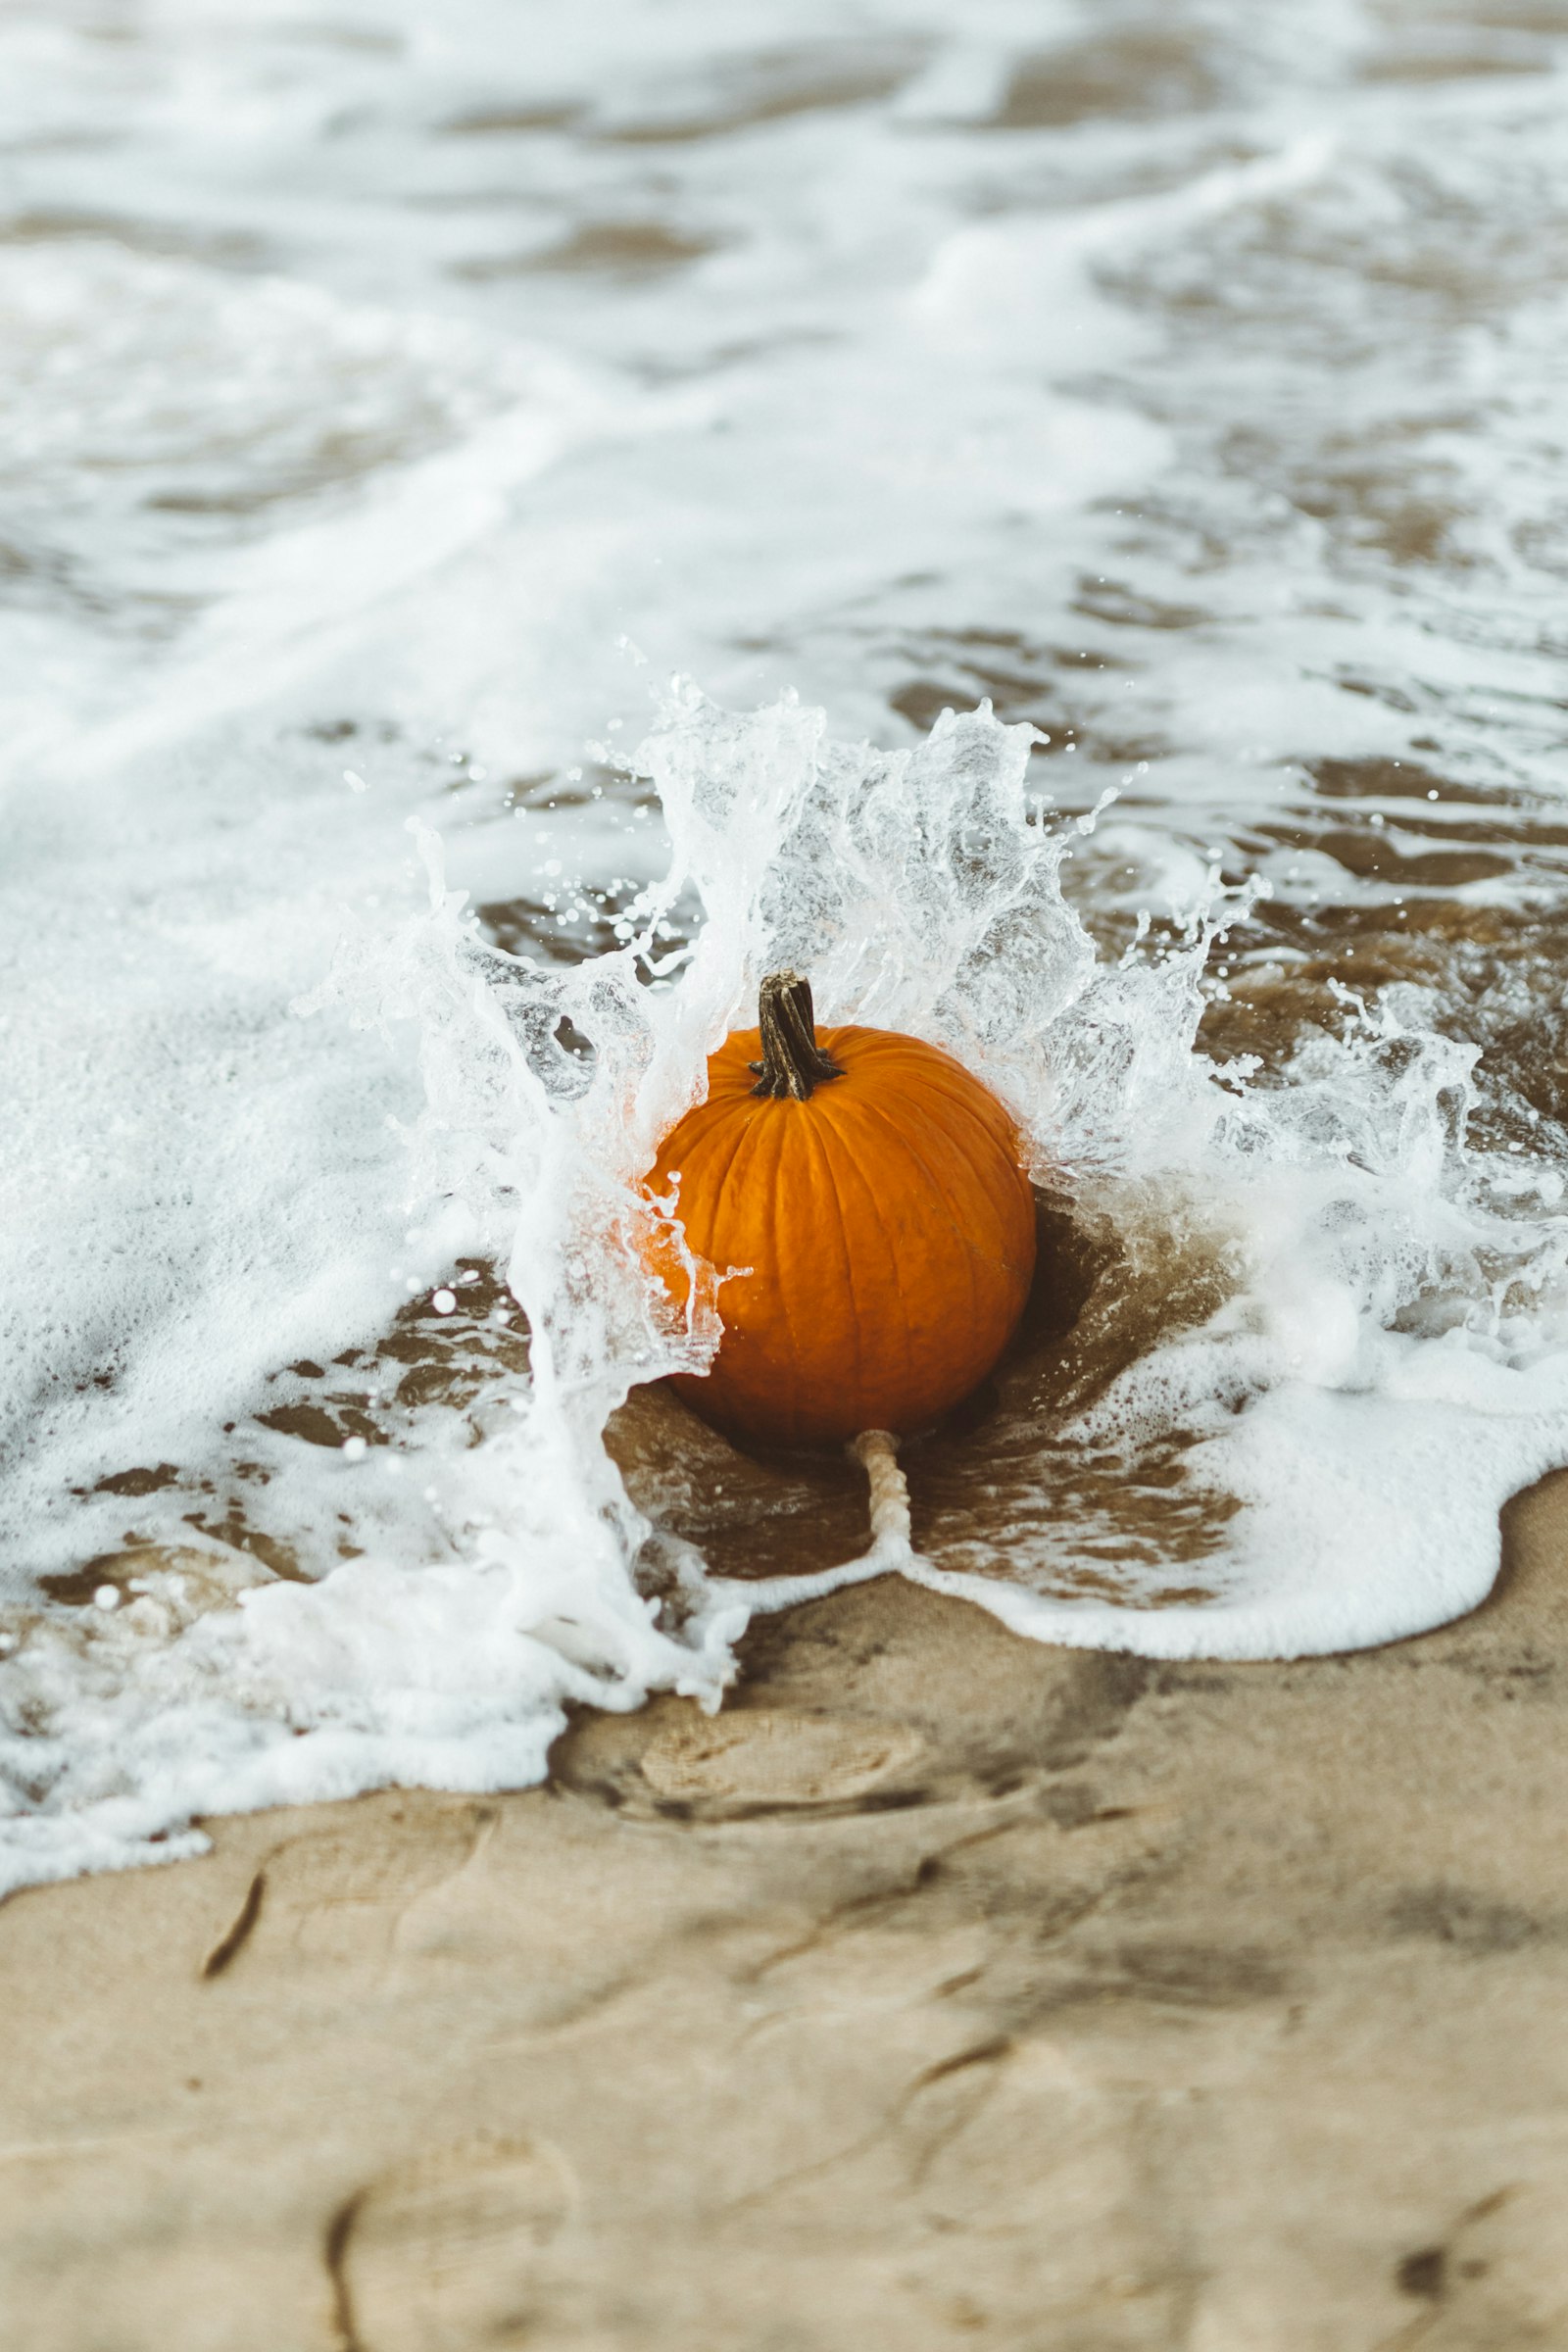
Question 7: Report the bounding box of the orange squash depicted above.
[644,971,1036,1447]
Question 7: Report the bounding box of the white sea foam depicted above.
[6,0,1568,1893]
[9,683,1568,1895]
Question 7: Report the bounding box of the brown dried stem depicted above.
[749,970,844,1101]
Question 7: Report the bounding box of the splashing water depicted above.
[8,682,1568,1896]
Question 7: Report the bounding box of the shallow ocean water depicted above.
[5,0,1568,1892]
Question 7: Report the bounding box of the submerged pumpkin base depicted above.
[664,1367,982,1454]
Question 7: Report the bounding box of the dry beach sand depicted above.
[4,1468,1567,2350]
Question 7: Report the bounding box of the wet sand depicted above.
[4,1474,1567,2351]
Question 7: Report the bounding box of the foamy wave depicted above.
[10,686,1568,1893]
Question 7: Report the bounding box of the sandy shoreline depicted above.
[4,1475,1568,2350]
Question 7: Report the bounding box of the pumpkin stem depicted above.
[750,969,845,1101]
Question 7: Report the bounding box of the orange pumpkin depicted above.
[644,971,1036,1447]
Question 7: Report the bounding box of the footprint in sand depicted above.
[330,2132,577,2352]
[636,1709,925,1808]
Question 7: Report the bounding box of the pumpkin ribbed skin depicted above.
[645,1013,1036,1448]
